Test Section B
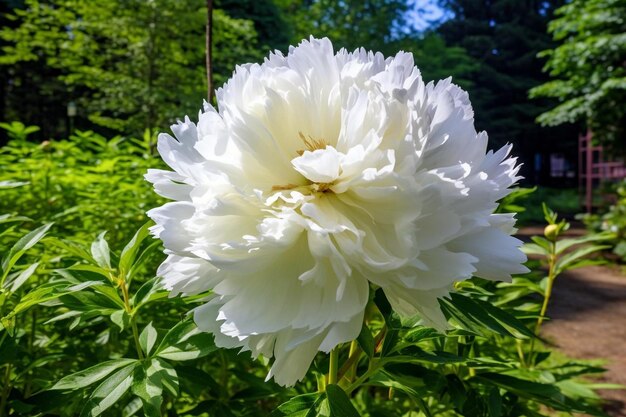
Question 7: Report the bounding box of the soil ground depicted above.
[517,227,626,416]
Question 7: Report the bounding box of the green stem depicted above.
[529,242,557,360]
[328,347,339,385]
[373,325,387,355]
[131,318,144,360]
[346,359,382,395]
[120,276,144,360]
[338,341,360,382]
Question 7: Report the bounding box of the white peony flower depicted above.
[146,37,528,386]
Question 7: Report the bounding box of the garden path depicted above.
[517,227,626,417]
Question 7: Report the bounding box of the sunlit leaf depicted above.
[90,232,111,270]
[79,362,138,417]
[51,359,137,391]
[139,322,158,356]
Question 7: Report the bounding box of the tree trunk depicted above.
[206,0,214,103]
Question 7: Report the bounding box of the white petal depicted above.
[291,146,342,183]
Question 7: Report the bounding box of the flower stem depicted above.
[328,347,339,385]
[131,318,144,360]
[373,325,387,355]
[529,242,557,361]
[338,340,360,382]
[346,359,382,395]
[119,275,144,360]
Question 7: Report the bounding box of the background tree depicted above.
[435,0,578,182]
[0,0,262,136]
[530,0,626,152]
[392,32,479,89]
[217,0,291,53]
[274,0,411,54]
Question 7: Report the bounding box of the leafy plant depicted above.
[0,127,618,416]
[0,122,40,142]
[579,179,626,262]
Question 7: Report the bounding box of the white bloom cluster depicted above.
[147,37,528,386]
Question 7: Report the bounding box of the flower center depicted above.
[296,132,328,156]
[271,132,339,194]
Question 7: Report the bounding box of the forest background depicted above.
[1,0,624,185]
[1,1,626,416]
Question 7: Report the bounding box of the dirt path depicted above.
[518,227,626,416]
[542,265,626,416]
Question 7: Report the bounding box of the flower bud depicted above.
[544,224,559,241]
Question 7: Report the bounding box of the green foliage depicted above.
[395,32,479,90]
[274,2,478,91]
[274,0,410,54]
[0,126,615,416]
[499,187,581,225]
[530,0,626,148]
[0,121,39,142]
[0,0,619,414]
[0,0,263,136]
[580,179,626,262]
[0,128,159,246]
[217,0,291,53]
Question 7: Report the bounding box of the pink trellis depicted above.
[579,130,626,212]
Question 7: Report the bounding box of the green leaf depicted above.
[153,358,178,397]
[0,214,30,224]
[388,349,465,365]
[110,310,130,331]
[121,398,143,417]
[119,222,152,277]
[48,238,95,263]
[67,264,111,280]
[522,243,548,256]
[5,262,39,292]
[367,371,432,417]
[80,362,138,417]
[476,372,562,400]
[154,318,216,361]
[50,358,137,391]
[156,332,217,361]
[139,322,158,356]
[555,233,612,255]
[131,367,161,417]
[404,327,442,343]
[93,285,125,309]
[154,319,195,352]
[131,358,178,417]
[487,387,502,417]
[128,240,161,281]
[326,384,360,417]
[530,236,552,252]
[0,316,15,336]
[271,393,324,417]
[58,292,121,314]
[90,232,111,270]
[373,289,402,329]
[356,324,375,358]
[2,280,91,321]
[441,293,534,339]
[1,223,52,283]
[132,277,168,310]
[555,244,610,274]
